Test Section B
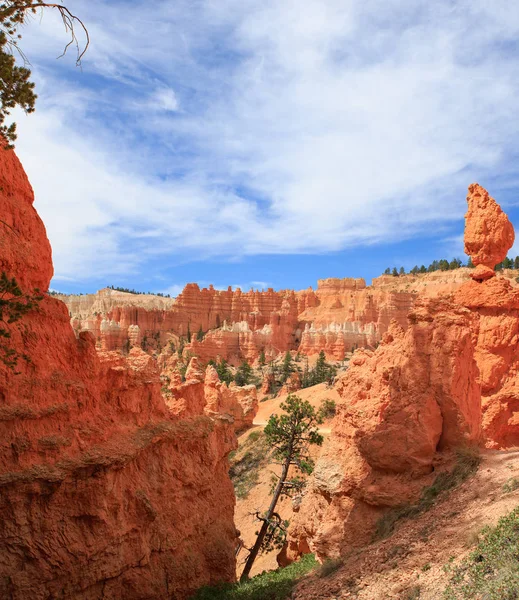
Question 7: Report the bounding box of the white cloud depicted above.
[11,0,519,283]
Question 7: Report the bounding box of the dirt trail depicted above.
[292,448,519,599]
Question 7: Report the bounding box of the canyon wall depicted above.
[287,183,519,562]
[0,148,239,599]
[60,275,438,361]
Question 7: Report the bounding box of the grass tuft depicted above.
[191,553,318,600]
[444,506,519,599]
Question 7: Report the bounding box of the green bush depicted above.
[502,477,519,494]
[444,506,519,599]
[191,553,318,600]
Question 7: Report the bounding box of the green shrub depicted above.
[191,553,318,600]
[502,477,519,494]
[319,398,336,419]
[444,506,519,599]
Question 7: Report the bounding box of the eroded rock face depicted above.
[0,149,237,599]
[288,183,519,563]
[464,183,515,281]
[61,277,423,361]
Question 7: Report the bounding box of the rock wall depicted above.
[0,148,238,599]
[287,183,519,563]
[61,276,430,361]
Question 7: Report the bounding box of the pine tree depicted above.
[0,3,89,147]
[384,267,391,275]
[467,257,475,268]
[391,267,398,277]
[399,267,405,276]
[280,351,294,384]
[240,395,324,580]
[187,322,192,343]
[196,325,204,341]
[0,272,42,369]
[234,359,253,387]
[259,350,266,367]
[419,265,427,273]
[515,256,519,270]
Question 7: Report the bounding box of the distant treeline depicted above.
[384,255,519,276]
[107,285,171,298]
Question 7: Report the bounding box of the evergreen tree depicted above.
[410,266,419,275]
[234,359,253,387]
[187,322,192,343]
[280,351,295,384]
[0,2,89,147]
[467,257,475,268]
[391,267,398,277]
[214,358,233,385]
[196,325,204,341]
[384,267,391,275]
[0,272,42,369]
[240,396,324,580]
[399,266,405,276]
[515,256,519,270]
[419,265,427,273]
[258,350,266,367]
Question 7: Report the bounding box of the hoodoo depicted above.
[287,183,519,562]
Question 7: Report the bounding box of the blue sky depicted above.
[11,0,519,295]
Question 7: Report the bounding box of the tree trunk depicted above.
[240,448,292,581]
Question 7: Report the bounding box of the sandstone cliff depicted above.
[0,148,238,599]
[287,183,519,563]
[60,275,439,361]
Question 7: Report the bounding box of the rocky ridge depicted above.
[57,271,492,362]
[286,183,519,563]
[0,148,240,599]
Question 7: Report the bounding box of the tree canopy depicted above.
[0,1,88,146]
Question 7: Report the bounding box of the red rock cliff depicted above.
[0,148,238,599]
[287,183,519,562]
[61,277,421,361]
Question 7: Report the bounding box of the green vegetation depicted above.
[384,255,519,276]
[191,553,318,600]
[502,477,519,494]
[196,325,205,341]
[229,430,270,499]
[107,285,171,297]
[301,351,337,388]
[318,398,337,419]
[208,358,234,385]
[444,506,519,599]
[241,395,323,580]
[375,448,480,540]
[0,2,89,147]
[235,359,254,387]
[0,272,42,369]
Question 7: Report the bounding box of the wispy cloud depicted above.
[12,0,519,285]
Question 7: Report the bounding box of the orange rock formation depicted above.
[287,183,519,563]
[61,276,423,361]
[464,183,515,281]
[0,149,238,599]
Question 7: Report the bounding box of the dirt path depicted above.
[293,448,519,599]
